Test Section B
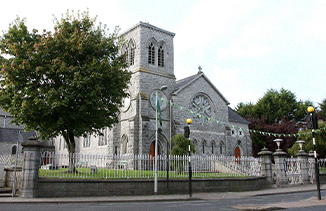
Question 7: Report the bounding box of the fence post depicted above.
[20,137,44,198]
[273,149,288,187]
[258,147,273,183]
[308,151,316,184]
[296,150,309,184]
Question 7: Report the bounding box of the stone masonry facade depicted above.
[0,110,37,156]
[54,22,252,158]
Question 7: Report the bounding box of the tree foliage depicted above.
[288,121,326,157]
[319,99,326,121]
[0,11,131,155]
[170,134,196,156]
[237,88,311,124]
[235,88,313,156]
[247,115,298,156]
[234,102,254,118]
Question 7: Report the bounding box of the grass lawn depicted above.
[39,167,245,179]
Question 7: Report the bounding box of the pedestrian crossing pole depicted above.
[307,106,321,200]
[185,118,192,197]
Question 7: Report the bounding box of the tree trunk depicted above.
[63,131,77,173]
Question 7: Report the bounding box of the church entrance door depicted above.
[149,141,160,165]
[235,147,241,163]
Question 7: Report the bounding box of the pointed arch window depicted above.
[130,47,135,65]
[98,128,108,146]
[202,140,206,154]
[219,141,224,155]
[122,40,135,67]
[148,43,155,65]
[11,145,17,155]
[158,46,164,67]
[211,141,216,154]
[129,40,135,66]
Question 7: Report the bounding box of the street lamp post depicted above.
[154,85,167,195]
[307,106,321,200]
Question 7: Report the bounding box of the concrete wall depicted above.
[37,177,269,198]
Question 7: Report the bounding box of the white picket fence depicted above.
[39,152,262,179]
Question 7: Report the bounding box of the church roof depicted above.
[175,74,198,90]
[174,71,230,105]
[0,128,36,144]
[228,107,250,124]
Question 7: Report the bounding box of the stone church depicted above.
[54,22,252,158]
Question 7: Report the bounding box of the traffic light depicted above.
[307,114,318,129]
[306,115,313,129]
[184,126,190,138]
[312,114,318,129]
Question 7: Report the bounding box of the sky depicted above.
[1,0,325,108]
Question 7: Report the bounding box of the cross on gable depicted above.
[198,66,202,73]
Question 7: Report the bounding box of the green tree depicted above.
[235,88,313,156]
[234,102,254,118]
[170,134,196,156]
[288,121,326,157]
[0,12,131,168]
[253,88,309,124]
[319,99,326,121]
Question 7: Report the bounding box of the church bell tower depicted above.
[118,22,176,155]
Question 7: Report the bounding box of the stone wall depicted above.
[2,167,22,189]
[319,173,326,183]
[37,177,269,198]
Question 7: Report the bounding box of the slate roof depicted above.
[175,74,198,90]
[0,128,36,143]
[228,107,250,124]
[174,72,230,105]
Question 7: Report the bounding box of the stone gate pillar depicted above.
[20,137,44,198]
[258,147,273,183]
[273,149,288,187]
[296,150,309,184]
[308,151,316,183]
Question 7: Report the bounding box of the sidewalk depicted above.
[196,184,326,210]
[0,184,326,210]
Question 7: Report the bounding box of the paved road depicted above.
[1,190,325,211]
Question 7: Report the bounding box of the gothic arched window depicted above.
[202,140,206,154]
[98,128,108,146]
[211,141,216,154]
[148,43,155,65]
[130,47,135,65]
[158,46,164,67]
[219,141,224,155]
[11,145,17,155]
[129,40,135,66]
